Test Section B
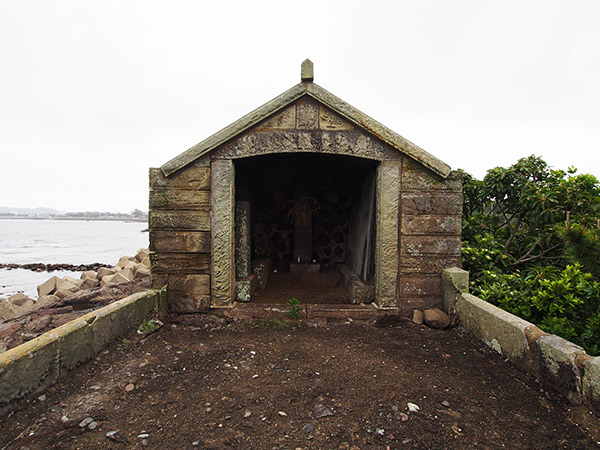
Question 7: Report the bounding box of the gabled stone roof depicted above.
[161,61,451,178]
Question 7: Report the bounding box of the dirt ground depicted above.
[252,270,348,304]
[1,315,599,450]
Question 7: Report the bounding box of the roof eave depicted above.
[161,81,452,179]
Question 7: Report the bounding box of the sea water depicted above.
[0,219,148,299]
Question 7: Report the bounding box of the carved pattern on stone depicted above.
[319,108,354,130]
[258,106,296,130]
[213,130,398,161]
[296,101,319,129]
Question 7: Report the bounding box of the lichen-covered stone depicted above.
[235,201,251,279]
[149,165,210,189]
[235,275,258,302]
[168,274,210,313]
[210,160,235,306]
[401,215,461,235]
[582,357,600,416]
[150,231,210,253]
[534,335,586,405]
[149,189,209,210]
[149,211,210,231]
[375,162,400,307]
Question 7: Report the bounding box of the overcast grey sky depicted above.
[1,0,599,213]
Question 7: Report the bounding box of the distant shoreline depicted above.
[0,215,147,223]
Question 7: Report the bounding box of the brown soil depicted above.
[1,315,599,449]
[252,270,349,304]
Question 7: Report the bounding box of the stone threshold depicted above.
[211,302,398,321]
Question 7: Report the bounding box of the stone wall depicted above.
[149,159,211,312]
[399,161,462,314]
[443,268,600,416]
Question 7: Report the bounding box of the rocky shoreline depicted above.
[0,249,152,353]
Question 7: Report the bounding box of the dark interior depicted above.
[234,153,377,302]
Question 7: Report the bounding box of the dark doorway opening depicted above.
[234,153,377,304]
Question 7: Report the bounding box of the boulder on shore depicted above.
[37,276,59,297]
[0,294,35,320]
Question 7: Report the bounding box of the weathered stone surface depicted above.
[149,189,210,210]
[401,215,461,235]
[97,267,116,279]
[236,274,258,302]
[534,335,586,405]
[211,159,235,306]
[319,107,353,131]
[55,279,79,294]
[100,275,116,288]
[402,162,462,192]
[54,289,75,300]
[402,236,462,257]
[80,277,99,290]
[442,267,469,315]
[80,270,98,281]
[213,129,398,162]
[63,276,83,288]
[455,293,534,369]
[149,211,210,231]
[423,308,450,329]
[34,295,60,310]
[338,264,375,304]
[401,192,462,215]
[112,273,130,284]
[235,201,251,279]
[150,252,210,274]
[301,58,314,81]
[168,274,210,313]
[296,97,319,129]
[118,268,134,282]
[256,106,296,130]
[0,295,35,320]
[133,265,151,279]
[150,273,168,290]
[375,162,400,307]
[37,276,58,297]
[400,256,462,274]
[400,274,442,298]
[141,256,151,268]
[412,309,424,324]
[582,357,600,416]
[150,231,210,253]
[116,256,134,269]
[135,248,150,263]
[150,165,210,189]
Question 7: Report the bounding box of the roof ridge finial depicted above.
[301,59,314,82]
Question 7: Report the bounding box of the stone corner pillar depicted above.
[211,159,235,306]
[442,267,469,315]
[375,162,400,308]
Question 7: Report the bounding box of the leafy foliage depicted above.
[462,156,600,355]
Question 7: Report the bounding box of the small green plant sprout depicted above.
[137,319,163,335]
[287,297,301,320]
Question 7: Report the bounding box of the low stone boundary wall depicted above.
[442,267,600,417]
[0,287,167,417]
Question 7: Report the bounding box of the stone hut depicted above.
[149,60,462,315]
